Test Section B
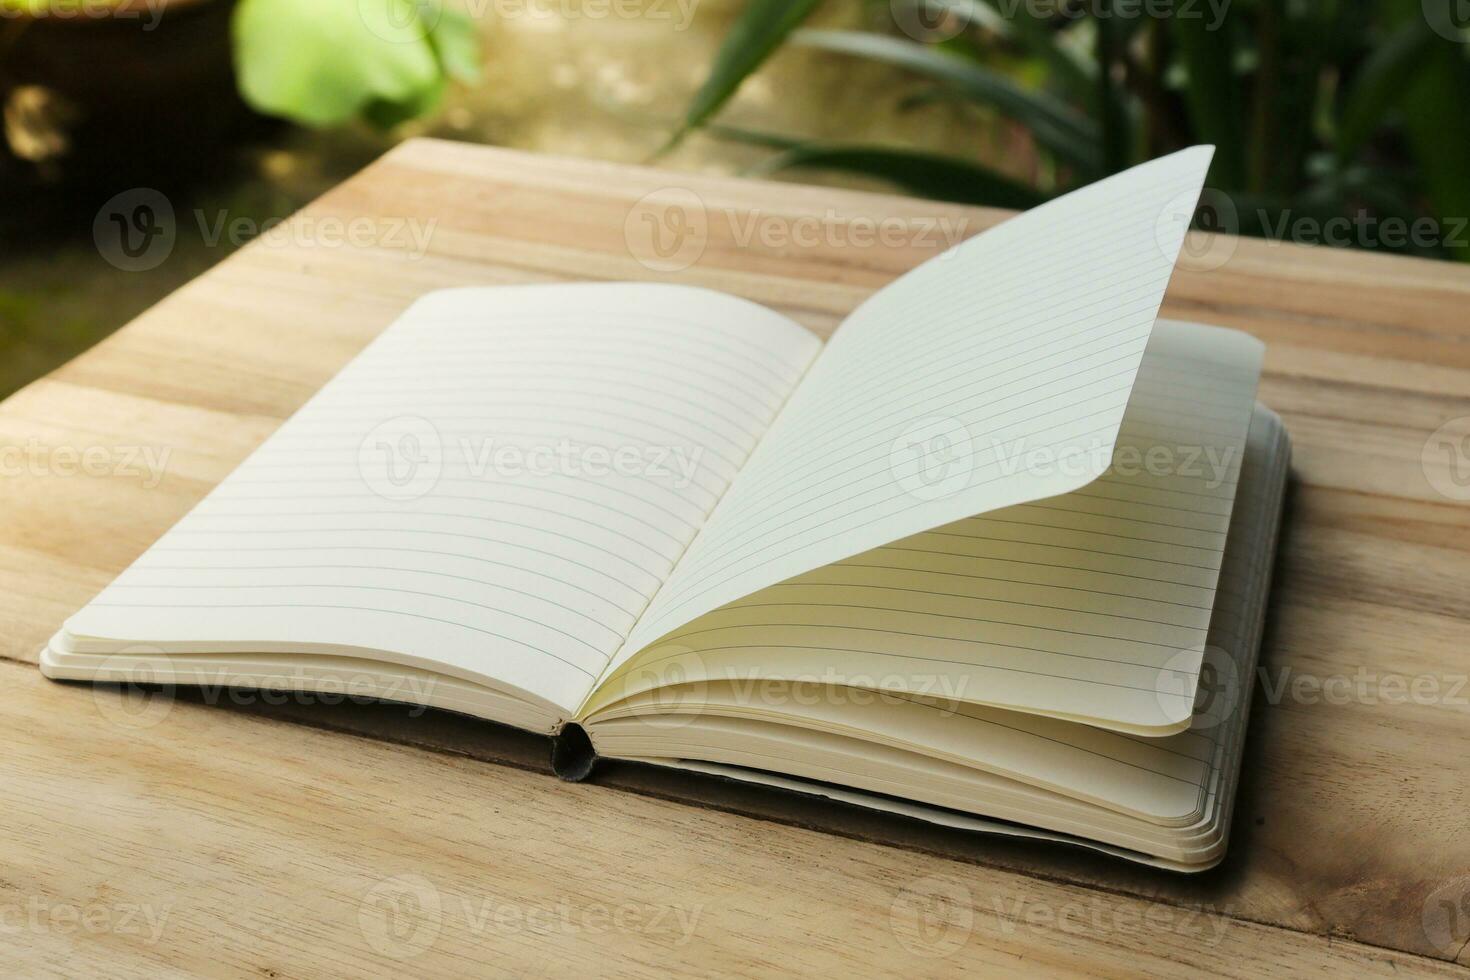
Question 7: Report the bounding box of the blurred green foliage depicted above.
[0,0,481,127]
[232,0,481,127]
[670,0,1470,261]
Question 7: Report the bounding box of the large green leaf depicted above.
[1335,18,1434,161]
[1397,42,1470,262]
[704,123,808,150]
[794,29,1100,174]
[1170,12,1245,189]
[428,7,486,85]
[1092,3,1129,174]
[661,0,824,153]
[747,143,1046,208]
[233,0,473,127]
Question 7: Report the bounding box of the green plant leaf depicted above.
[233,0,473,127]
[704,123,808,150]
[794,29,1100,174]
[1092,2,1129,174]
[427,7,484,84]
[363,74,448,129]
[1335,18,1434,161]
[1396,40,1470,262]
[661,0,824,154]
[747,143,1046,209]
[1169,13,1245,189]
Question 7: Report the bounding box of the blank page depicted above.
[617,147,1215,662]
[63,284,821,718]
[591,320,1262,734]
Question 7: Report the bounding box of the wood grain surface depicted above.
[2,138,1468,976]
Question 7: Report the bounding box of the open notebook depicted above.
[43,146,1290,871]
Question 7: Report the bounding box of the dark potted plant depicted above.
[0,0,479,187]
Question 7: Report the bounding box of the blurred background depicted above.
[2,0,1467,398]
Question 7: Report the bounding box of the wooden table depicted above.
[3,138,1469,977]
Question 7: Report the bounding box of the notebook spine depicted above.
[550,723,598,782]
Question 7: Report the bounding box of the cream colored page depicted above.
[592,685,1214,823]
[617,147,1214,662]
[64,284,821,717]
[592,406,1291,863]
[592,321,1263,734]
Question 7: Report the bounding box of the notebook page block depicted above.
[592,319,1262,735]
[63,284,821,718]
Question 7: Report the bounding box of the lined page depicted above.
[64,284,821,717]
[591,406,1290,857]
[617,147,1214,663]
[591,320,1263,734]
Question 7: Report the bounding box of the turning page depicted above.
[614,146,1215,664]
[589,320,1264,734]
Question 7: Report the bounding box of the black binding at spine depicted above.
[550,723,597,782]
